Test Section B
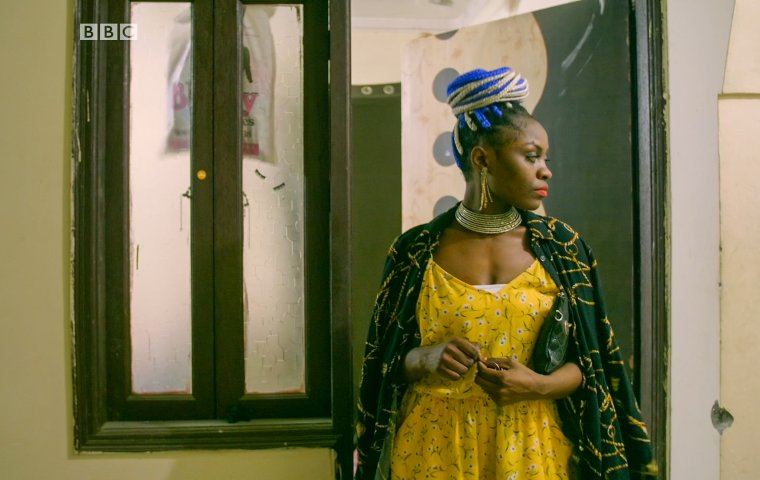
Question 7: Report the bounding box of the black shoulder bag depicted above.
[532,291,571,374]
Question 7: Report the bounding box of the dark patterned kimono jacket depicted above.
[355,205,656,480]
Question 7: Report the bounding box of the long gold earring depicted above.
[480,167,493,211]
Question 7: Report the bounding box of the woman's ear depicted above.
[469,144,489,171]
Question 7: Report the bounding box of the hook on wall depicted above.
[179,186,192,231]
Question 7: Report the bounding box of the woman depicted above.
[355,67,655,480]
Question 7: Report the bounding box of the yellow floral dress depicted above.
[390,258,573,480]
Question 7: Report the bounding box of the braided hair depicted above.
[447,67,534,178]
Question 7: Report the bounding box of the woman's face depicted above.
[477,117,552,212]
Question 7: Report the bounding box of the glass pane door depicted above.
[129,2,194,394]
[240,4,306,395]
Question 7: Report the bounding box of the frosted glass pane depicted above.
[242,5,305,394]
[129,2,193,394]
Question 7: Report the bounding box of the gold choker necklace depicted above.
[455,203,521,234]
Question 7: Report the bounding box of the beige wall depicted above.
[0,1,334,478]
[720,1,760,478]
[352,30,422,85]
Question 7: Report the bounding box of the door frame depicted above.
[632,0,668,476]
[345,0,667,476]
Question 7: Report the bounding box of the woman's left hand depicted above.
[475,357,543,405]
[476,357,582,406]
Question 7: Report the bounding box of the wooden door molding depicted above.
[632,0,668,476]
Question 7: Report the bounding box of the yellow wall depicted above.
[0,2,334,478]
[720,1,760,478]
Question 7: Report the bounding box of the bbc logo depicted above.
[80,23,137,41]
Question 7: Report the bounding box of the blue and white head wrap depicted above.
[447,67,530,168]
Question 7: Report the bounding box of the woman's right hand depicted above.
[403,337,480,382]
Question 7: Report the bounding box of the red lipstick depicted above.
[535,188,549,198]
